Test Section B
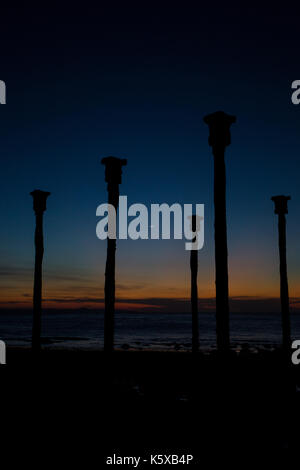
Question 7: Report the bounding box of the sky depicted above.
[0,3,299,312]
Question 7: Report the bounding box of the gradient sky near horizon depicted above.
[0,4,299,312]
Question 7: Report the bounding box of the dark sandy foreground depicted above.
[2,348,300,462]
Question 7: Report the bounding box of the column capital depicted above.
[271,195,291,214]
[30,189,51,213]
[203,111,236,148]
[101,156,127,184]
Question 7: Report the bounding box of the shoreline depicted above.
[4,346,300,452]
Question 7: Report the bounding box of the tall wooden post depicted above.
[203,111,236,353]
[271,195,291,353]
[190,215,199,353]
[30,189,50,352]
[101,156,127,352]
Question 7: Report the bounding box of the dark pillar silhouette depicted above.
[271,195,291,353]
[190,215,199,353]
[203,111,236,353]
[30,189,50,352]
[101,156,127,352]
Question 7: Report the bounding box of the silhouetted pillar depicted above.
[101,156,127,352]
[190,215,199,353]
[271,195,291,353]
[30,189,50,352]
[203,111,236,353]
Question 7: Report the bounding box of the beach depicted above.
[3,346,300,457]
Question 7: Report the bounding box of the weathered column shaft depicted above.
[30,189,50,353]
[213,147,230,351]
[104,183,119,352]
[190,214,199,353]
[278,212,291,349]
[272,195,291,352]
[190,247,199,352]
[32,212,44,351]
[101,156,127,353]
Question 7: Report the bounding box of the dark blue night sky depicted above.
[0,4,299,311]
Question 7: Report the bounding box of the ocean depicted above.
[1,310,300,352]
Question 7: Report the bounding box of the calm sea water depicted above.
[1,310,300,352]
